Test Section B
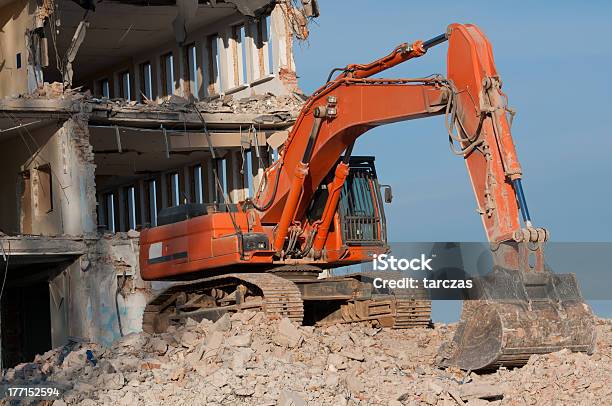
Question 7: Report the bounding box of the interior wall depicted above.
[0,124,55,234]
[0,0,35,98]
[0,116,97,236]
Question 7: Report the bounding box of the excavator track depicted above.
[361,271,432,328]
[316,295,431,328]
[142,273,303,333]
[299,271,432,328]
[143,270,432,333]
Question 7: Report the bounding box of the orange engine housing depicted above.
[139,157,389,281]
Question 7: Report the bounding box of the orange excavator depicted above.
[139,23,595,370]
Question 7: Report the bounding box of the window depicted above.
[232,25,248,85]
[16,53,22,69]
[167,172,180,207]
[146,179,158,227]
[35,164,53,215]
[264,15,273,75]
[207,35,221,94]
[193,165,204,204]
[126,185,139,230]
[161,52,175,96]
[255,16,274,77]
[140,62,153,100]
[119,71,131,100]
[184,44,199,98]
[214,158,228,203]
[105,193,116,232]
[99,78,110,98]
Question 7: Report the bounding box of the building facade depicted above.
[0,0,318,367]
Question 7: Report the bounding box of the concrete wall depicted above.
[0,122,57,234]
[0,116,97,236]
[0,0,35,98]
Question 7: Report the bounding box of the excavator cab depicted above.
[306,155,390,260]
[337,156,388,246]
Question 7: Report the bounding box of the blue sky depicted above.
[292,1,612,320]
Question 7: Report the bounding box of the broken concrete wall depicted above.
[85,233,154,346]
[48,232,155,348]
[271,2,299,92]
[0,0,37,98]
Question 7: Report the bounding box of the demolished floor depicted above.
[0,314,610,405]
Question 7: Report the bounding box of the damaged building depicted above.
[0,0,318,367]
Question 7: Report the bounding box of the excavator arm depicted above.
[255,23,539,256]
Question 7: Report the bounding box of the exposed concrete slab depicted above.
[0,235,86,286]
[88,108,295,130]
[0,234,86,256]
[0,98,297,130]
[0,98,83,113]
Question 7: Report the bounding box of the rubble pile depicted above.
[196,93,307,115]
[1,315,610,405]
[4,82,87,101]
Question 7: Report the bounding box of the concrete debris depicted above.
[93,92,306,116]
[3,83,306,118]
[1,317,610,405]
[273,317,303,348]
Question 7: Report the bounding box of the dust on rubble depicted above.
[1,315,610,405]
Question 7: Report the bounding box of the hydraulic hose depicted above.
[252,162,283,212]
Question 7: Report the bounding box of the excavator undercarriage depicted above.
[142,269,432,334]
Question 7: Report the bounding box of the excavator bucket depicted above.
[437,266,596,370]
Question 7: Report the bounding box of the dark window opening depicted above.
[103,192,117,232]
[184,43,199,98]
[207,35,220,94]
[119,71,131,100]
[161,53,174,96]
[140,62,153,101]
[232,25,248,85]
[193,165,204,204]
[144,179,159,227]
[166,172,181,207]
[99,78,110,98]
[125,185,139,231]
